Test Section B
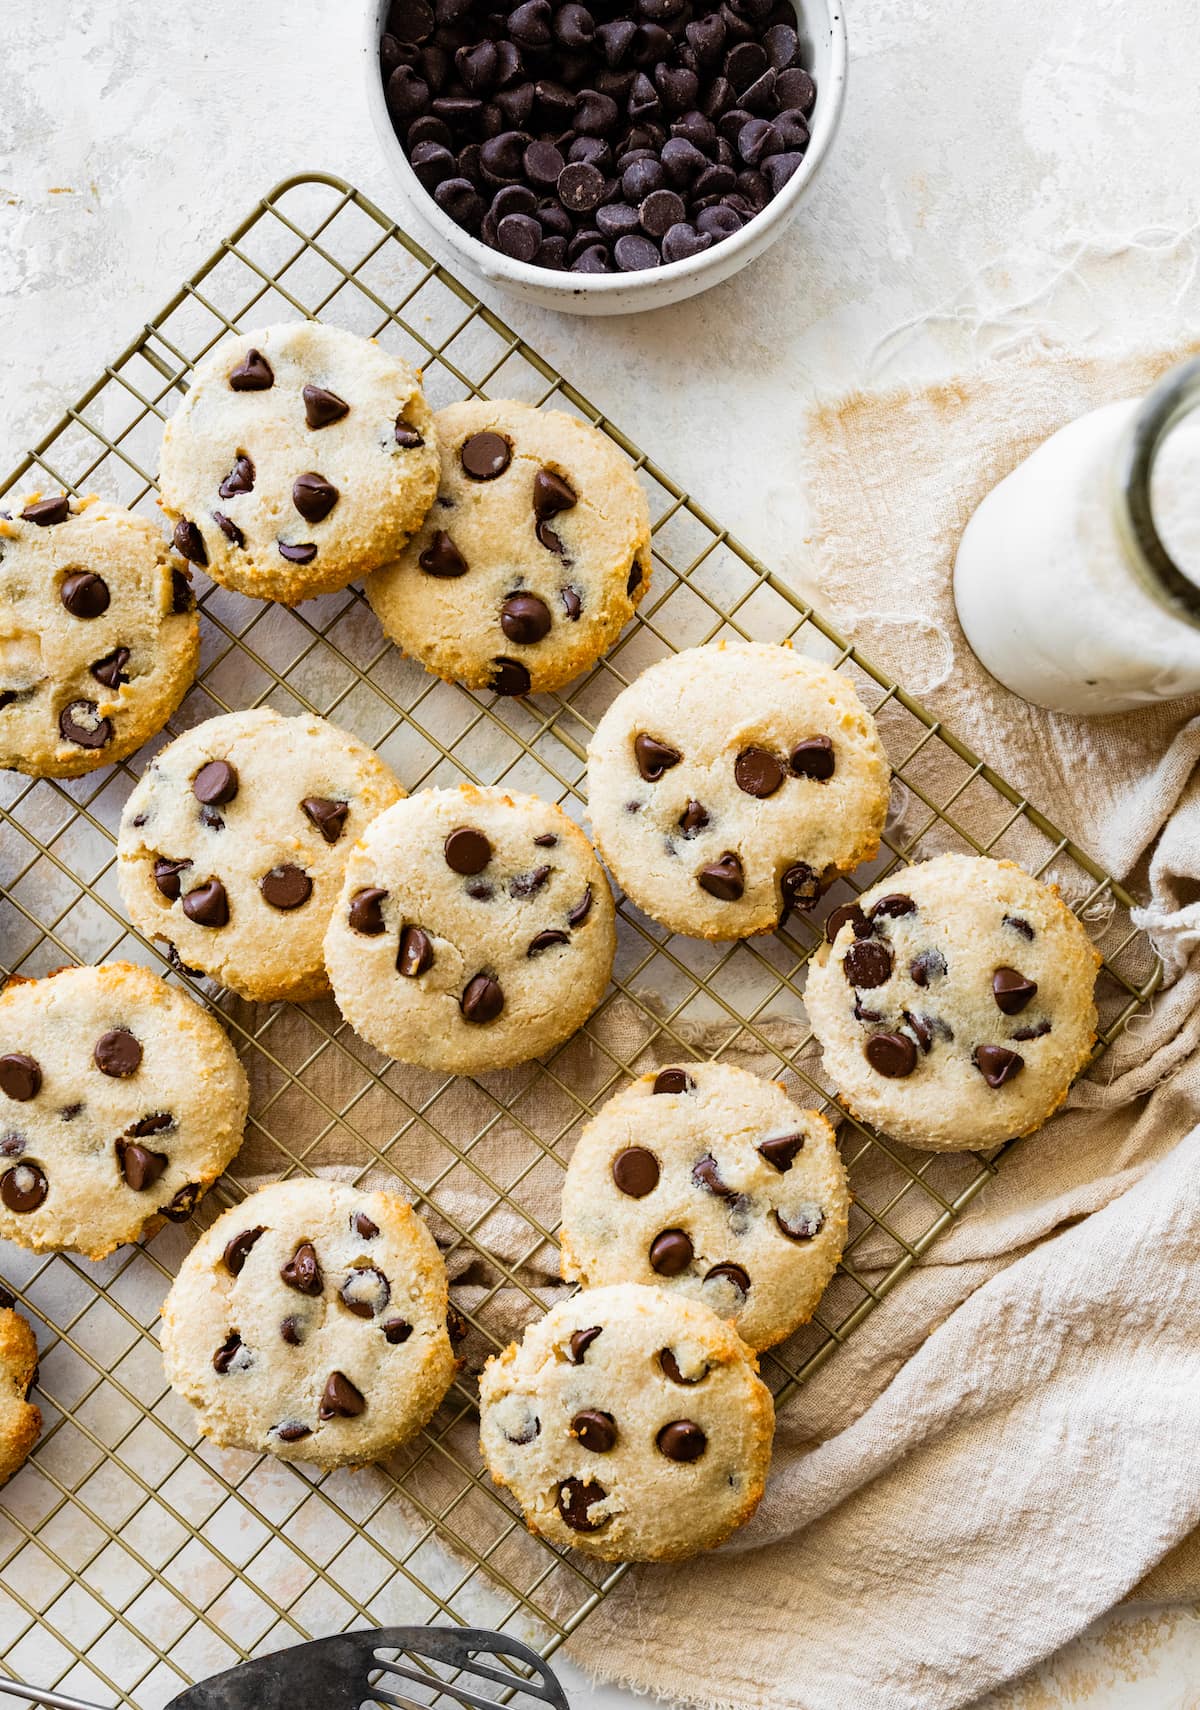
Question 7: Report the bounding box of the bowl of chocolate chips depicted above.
[366,0,846,313]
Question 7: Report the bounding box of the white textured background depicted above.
[4,0,1200,1704]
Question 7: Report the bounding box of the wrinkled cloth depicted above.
[567,343,1200,1710]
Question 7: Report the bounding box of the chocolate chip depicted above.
[704,1260,751,1295]
[692,1153,733,1197]
[653,1067,693,1094]
[383,1317,414,1344]
[162,1181,203,1221]
[467,882,493,901]
[94,1028,142,1078]
[182,879,229,928]
[461,972,504,1023]
[532,470,577,521]
[59,700,112,749]
[993,967,1038,1015]
[395,925,433,988]
[556,1477,607,1532]
[291,472,339,525]
[445,827,491,875]
[20,495,71,526]
[353,1212,380,1240]
[870,894,916,922]
[903,1010,934,1053]
[193,760,238,806]
[572,1409,618,1452]
[662,222,713,263]
[173,519,208,567]
[276,1421,310,1441]
[497,212,543,261]
[91,647,130,688]
[534,832,558,847]
[734,746,784,798]
[567,887,593,927]
[302,385,350,431]
[758,1130,804,1170]
[213,1333,244,1374]
[524,929,567,961]
[215,510,246,549]
[790,735,835,780]
[780,862,822,916]
[460,430,512,481]
[348,887,388,935]
[420,530,469,578]
[500,592,552,645]
[698,850,744,901]
[223,1226,266,1275]
[0,1162,47,1212]
[556,161,605,213]
[660,1347,707,1384]
[910,947,947,987]
[776,65,815,111]
[446,1303,468,1347]
[853,992,883,1024]
[1012,1018,1052,1042]
[340,1266,391,1319]
[974,1044,1025,1089]
[116,1139,168,1191]
[525,139,565,184]
[229,349,274,390]
[281,1241,323,1295]
[510,865,551,898]
[560,584,583,620]
[656,1420,706,1461]
[775,1204,824,1241]
[172,568,195,612]
[60,571,110,620]
[865,1032,917,1078]
[569,1326,603,1362]
[491,657,532,695]
[1004,914,1036,941]
[260,865,312,911]
[633,733,681,781]
[0,1056,41,1102]
[671,800,708,841]
[612,1146,660,1197]
[395,415,425,449]
[536,518,568,556]
[843,939,893,989]
[614,232,661,270]
[219,453,255,499]
[278,540,318,564]
[637,188,685,238]
[649,1227,693,1274]
[319,1371,366,1419]
[435,176,485,225]
[302,797,349,844]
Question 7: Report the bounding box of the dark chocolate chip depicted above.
[275,1421,310,1441]
[117,1139,168,1192]
[560,584,583,620]
[460,431,512,481]
[383,1317,414,1345]
[790,735,835,780]
[534,832,558,847]
[1004,914,1036,941]
[781,861,822,914]
[865,1032,917,1078]
[510,864,551,898]
[557,1476,607,1532]
[569,1326,603,1362]
[614,232,661,270]
[843,939,893,989]
[870,893,917,921]
[639,188,686,238]
[395,415,426,451]
[281,1241,323,1296]
[0,1056,41,1103]
[653,1067,693,1094]
[219,454,256,498]
[340,1266,391,1319]
[182,879,229,928]
[612,1145,660,1197]
[278,540,318,564]
[420,530,469,577]
[292,472,340,524]
[564,887,592,930]
[910,947,947,987]
[173,519,208,566]
[573,1409,618,1452]
[260,865,312,911]
[974,1044,1025,1089]
[532,470,577,522]
[172,568,195,612]
[758,1130,805,1170]
[500,592,552,645]
[229,349,274,391]
[776,65,815,111]
[525,139,565,184]
[775,1204,824,1241]
[445,827,491,874]
[348,887,388,934]
[649,1227,693,1274]
[162,1180,203,1221]
[94,1028,142,1078]
[692,1153,733,1197]
[993,967,1038,1015]
[559,161,607,212]
[903,1010,934,1053]
[491,657,531,695]
[704,1261,751,1297]
[657,1419,706,1461]
[660,1347,707,1384]
[124,1112,171,1137]
[354,1211,380,1239]
[193,760,238,806]
[662,222,713,263]
[697,850,744,901]
[223,1226,266,1276]
[1,1162,47,1212]
[91,647,130,688]
[497,212,542,261]
[60,571,110,619]
[677,799,710,838]
[634,732,681,780]
[319,1371,366,1418]
[20,495,71,526]
[303,385,350,430]
[59,700,112,749]
[527,928,569,957]
[461,972,504,1023]
[734,746,784,798]
[213,1333,244,1374]
[302,797,349,844]
[1012,1018,1052,1042]
[397,923,435,978]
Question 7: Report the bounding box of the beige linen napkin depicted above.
[565,344,1200,1709]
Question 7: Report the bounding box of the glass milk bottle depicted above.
[953,356,1200,715]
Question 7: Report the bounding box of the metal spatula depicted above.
[0,1626,570,1710]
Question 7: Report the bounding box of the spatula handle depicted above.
[0,1678,105,1710]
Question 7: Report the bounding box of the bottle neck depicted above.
[1111,354,1200,631]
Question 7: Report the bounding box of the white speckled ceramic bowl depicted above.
[365,0,847,315]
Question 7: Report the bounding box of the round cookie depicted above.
[365,399,651,697]
[587,641,891,940]
[559,1062,848,1350]
[158,322,439,604]
[0,1293,41,1486]
[804,855,1102,1152]
[479,1282,774,1562]
[0,964,249,1259]
[118,709,403,1003]
[0,494,199,777]
[160,1179,456,1468]
[323,785,616,1074]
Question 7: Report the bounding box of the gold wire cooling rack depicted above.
[0,172,1162,1706]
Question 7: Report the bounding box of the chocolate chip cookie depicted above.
[0,494,199,777]
[365,400,651,697]
[479,1281,774,1561]
[804,855,1102,1152]
[0,1292,40,1486]
[324,784,616,1073]
[559,1061,848,1350]
[160,1179,457,1468]
[118,709,403,1003]
[158,322,439,604]
[587,641,891,940]
[0,963,249,1259]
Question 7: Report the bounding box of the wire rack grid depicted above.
[0,172,1162,1708]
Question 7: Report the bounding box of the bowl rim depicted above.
[364,0,848,298]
